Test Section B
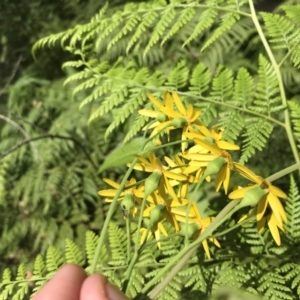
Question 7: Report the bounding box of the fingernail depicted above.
[106,281,129,300]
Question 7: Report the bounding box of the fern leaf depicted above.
[108,222,127,266]
[108,12,141,50]
[189,62,211,96]
[144,6,177,57]
[218,110,244,142]
[46,246,64,273]
[240,118,273,163]
[289,100,300,150]
[161,7,195,46]
[201,13,240,52]
[285,176,300,241]
[183,8,217,47]
[165,60,189,90]
[283,263,300,297]
[65,239,85,266]
[210,65,233,102]
[251,55,282,115]
[234,67,254,107]
[126,10,158,54]
[260,12,297,50]
[258,271,293,300]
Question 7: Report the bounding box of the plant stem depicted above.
[248,0,300,168]
[143,199,240,298]
[90,157,138,274]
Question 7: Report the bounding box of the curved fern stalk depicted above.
[248,0,300,167]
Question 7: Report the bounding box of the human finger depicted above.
[33,264,87,300]
[80,273,129,300]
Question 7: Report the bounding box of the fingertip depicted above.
[33,264,87,300]
[81,274,128,300]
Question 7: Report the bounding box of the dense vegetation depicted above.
[1,0,300,299]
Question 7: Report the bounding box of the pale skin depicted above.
[33,264,128,300]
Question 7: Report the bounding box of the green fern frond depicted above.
[183,8,217,47]
[285,176,300,242]
[213,262,251,290]
[210,65,233,102]
[161,7,195,46]
[108,222,127,266]
[283,263,300,297]
[289,100,300,149]
[188,62,211,96]
[201,13,240,52]
[165,60,189,90]
[240,118,273,163]
[251,55,283,114]
[46,246,64,273]
[258,271,293,300]
[143,6,177,57]
[260,12,298,50]
[64,239,85,266]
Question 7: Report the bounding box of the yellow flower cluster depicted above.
[98,92,288,259]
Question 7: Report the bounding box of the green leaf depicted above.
[99,137,145,172]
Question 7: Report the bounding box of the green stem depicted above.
[143,200,240,298]
[248,0,300,168]
[126,217,131,265]
[266,162,300,182]
[185,176,205,246]
[90,156,138,274]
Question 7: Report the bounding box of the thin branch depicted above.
[0,134,98,170]
[0,55,23,96]
[0,114,41,161]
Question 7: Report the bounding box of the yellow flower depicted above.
[143,191,190,231]
[138,92,174,140]
[176,202,221,259]
[184,145,235,194]
[229,163,287,245]
[164,155,199,198]
[184,126,240,153]
[130,152,187,202]
[140,92,208,151]
[98,178,142,217]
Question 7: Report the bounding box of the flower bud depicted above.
[142,218,151,228]
[144,170,162,198]
[202,156,226,178]
[178,223,199,238]
[157,113,168,123]
[149,204,165,226]
[120,193,134,217]
[204,136,215,144]
[170,117,187,128]
[238,186,268,209]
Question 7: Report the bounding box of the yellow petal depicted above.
[269,185,287,199]
[98,189,119,197]
[229,185,256,199]
[217,140,240,150]
[164,92,173,109]
[256,196,268,221]
[147,94,163,109]
[233,163,260,183]
[131,163,153,172]
[257,216,266,233]
[164,170,187,181]
[268,193,287,223]
[172,92,186,115]
[158,222,168,236]
[159,106,182,119]
[201,239,211,259]
[267,214,281,245]
[102,178,120,189]
[190,109,201,122]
